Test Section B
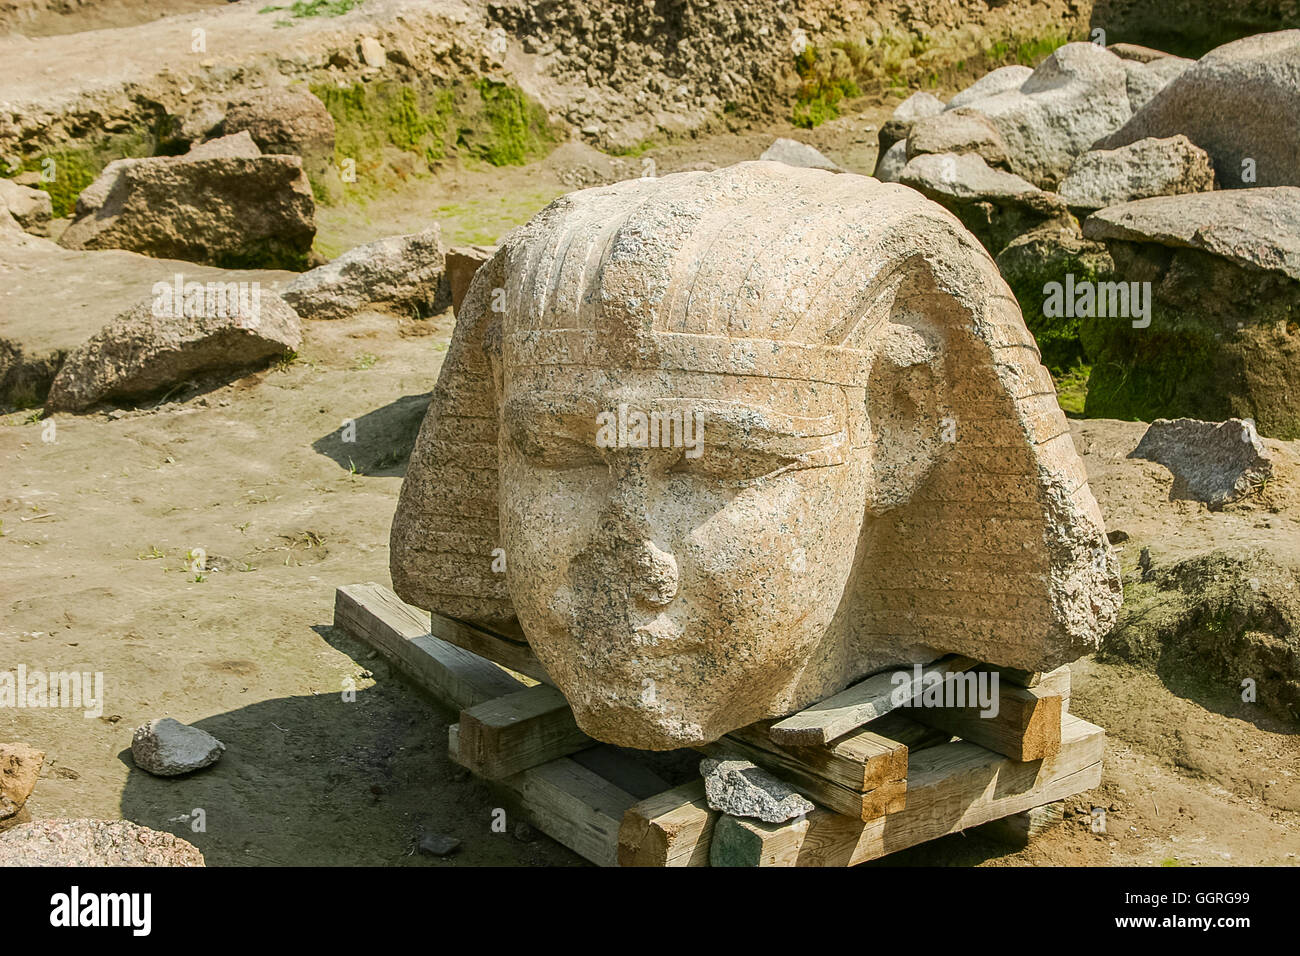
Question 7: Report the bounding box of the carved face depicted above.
[499,364,871,748]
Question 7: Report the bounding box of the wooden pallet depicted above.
[334,582,1101,867]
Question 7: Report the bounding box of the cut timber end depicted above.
[905,678,1063,761]
[975,800,1065,848]
[333,583,524,710]
[769,655,977,748]
[458,684,594,779]
[618,780,718,867]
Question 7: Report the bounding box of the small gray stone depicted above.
[1058,135,1214,210]
[758,138,840,172]
[700,757,814,823]
[1130,418,1275,508]
[946,65,1032,110]
[418,832,461,856]
[130,718,225,777]
[891,90,945,123]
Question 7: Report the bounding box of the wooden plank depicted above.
[769,655,977,748]
[618,780,718,868]
[905,677,1062,761]
[457,683,594,778]
[975,800,1064,848]
[429,610,553,685]
[709,713,1104,866]
[334,583,523,710]
[698,736,906,821]
[570,747,671,800]
[448,723,633,867]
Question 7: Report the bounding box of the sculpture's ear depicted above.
[862,309,954,515]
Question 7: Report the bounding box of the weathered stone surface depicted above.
[60,151,315,270]
[946,65,1032,110]
[446,244,496,316]
[184,130,262,161]
[1083,188,1300,279]
[873,139,908,182]
[899,151,1073,254]
[701,757,814,823]
[758,137,840,171]
[360,36,386,68]
[876,90,946,160]
[907,107,1010,169]
[283,228,447,320]
[1130,418,1275,507]
[960,42,1133,188]
[0,178,52,235]
[0,742,44,820]
[1080,189,1300,437]
[392,162,1120,749]
[46,290,301,413]
[1108,42,1180,63]
[1058,134,1214,210]
[1097,31,1300,188]
[1121,55,1192,112]
[130,718,225,777]
[0,819,205,866]
[221,87,336,179]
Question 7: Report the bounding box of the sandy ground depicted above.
[3,94,1298,866]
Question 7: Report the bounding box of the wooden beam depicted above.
[428,611,553,685]
[769,655,976,748]
[975,800,1065,848]
[449,724,634,867]
[708,713,1103,866]
[333,583,524,710]
[618,780,718,867]
[700,735,906,822]
[457,684,594,779]
[905,678,1062,761]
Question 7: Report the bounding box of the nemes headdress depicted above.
[391,162,1121,674]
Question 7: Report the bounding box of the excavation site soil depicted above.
[2,0,1298,867]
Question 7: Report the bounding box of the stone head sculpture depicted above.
[392,162,1121,749]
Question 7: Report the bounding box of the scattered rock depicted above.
[1097,30,1300,188]
[1080,188,1300,436]
[899,151,1072,254]
[130,718,225,777]
[0,819,205,866]
[758,137,840,172]
[877,90,945,158]
[701,757,814,823]
[183,130,263,161]
[445,244,496,316]
[359,36,386,68]
[283,227,448,320]
[959,42,1133,188]
[1130,418,1275,508]
[221,88,336,180]
[0,742,44,823]
[47,292,301,413]
[0,179,52,235]
[511,820,538,842]
[907,107,1010,169]
[1058,135,1215,211]
[872,139,908,182]
[945,64,1032,110]
[417,832,461,856]
[59,150,315,270]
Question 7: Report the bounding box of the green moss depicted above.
[3,130,154,218]
[792,46,862,128]
[311,77,558,202]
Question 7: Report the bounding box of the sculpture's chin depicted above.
[569,696,714,751]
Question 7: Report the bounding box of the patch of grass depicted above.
[260,0,362,19]
[353,353,378,370]
[1052,363,1091,417]
[137,545,165,560]
[792,46,861,128]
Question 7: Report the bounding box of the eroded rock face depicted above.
[1130,418,1274,508]
[1081,189,1300,437]
[282,228,447,320]
[1097,30,1300,188]
[46,289,301,413]
[0,819,205,866]
[59,150,315,270]
[221,88,336,179]
[1058,134,1215,210]
[391,162,1121,749]
[0,179,52,235]
[0,743,44,824]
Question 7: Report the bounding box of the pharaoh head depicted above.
[392,162,1121,749]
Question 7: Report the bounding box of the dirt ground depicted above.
[3,94,1298,866]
